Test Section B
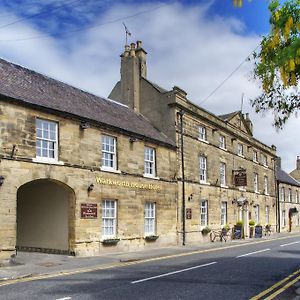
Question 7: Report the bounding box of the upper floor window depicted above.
[237,143,243,156]
[200,200,208,226]
[144,147,156,177]
[262,154,268,167]
[36,118,58,161]
[264,176,268,195]
[145,202,156,235]
[220,162,226,186]
[199,126,207,141]
[102,200,117,238]
[219,135,226,149]
[253,150,258,163]
[288,188,292,202]
[253,173,259,193]
[296,190,299,203]
[281,187,285,201]
[102,135,117,170]
[199,155,207,183]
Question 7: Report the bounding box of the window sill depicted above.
[237,154,245,158]
[198,138,209,144]
[238,187,246,191]
[143,174,160,180]
[219,147,227,152]
[220,185,229,189]
[264,193,270,196]
[255,191,260,194]
[32,158,64,165]
[253,160,259,164]
[200,181,210,186]
[263,165,269,169]
[100,167,121,174]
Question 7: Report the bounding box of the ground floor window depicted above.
[265,206,269,224]
[221,201,227,226]
[200,200,208,226]
[282,210,286,228]
[297,213,300,227]
[145,202,156,235]
[254,205,259,224]
[102,200,117,237]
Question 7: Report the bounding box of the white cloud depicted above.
[0,1,298,172]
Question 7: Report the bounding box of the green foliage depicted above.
[222,224,230,231]
[249,219,255,226]
[251,0,300,128]
[201,226,211,235]
[236,220,243,227]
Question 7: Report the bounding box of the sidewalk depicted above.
[0,232,299,282]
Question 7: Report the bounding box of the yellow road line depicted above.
[1,234,300,287]
[250,269,300,300]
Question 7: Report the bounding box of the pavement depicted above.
[0,231,300,298]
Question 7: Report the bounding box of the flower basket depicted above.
[144,235,159,242]
[101,238,120,246]
[201,226,211,235]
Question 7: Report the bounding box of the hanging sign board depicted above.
[254,225,263,238]
[234,171,247,187]
[81,203,98,219]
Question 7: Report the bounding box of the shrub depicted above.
[236,220,243,227]
[249,219,255,226]
[222,224,230,232]
[201,226,211,235]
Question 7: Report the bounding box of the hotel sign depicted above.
[81,203,97,219]
[234,170,247,187]
[95,176,161,190]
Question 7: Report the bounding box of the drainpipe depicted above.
[178,110,186,246]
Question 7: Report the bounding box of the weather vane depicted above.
[122,22,131,45]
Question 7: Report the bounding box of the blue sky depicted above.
[0,0,298,171]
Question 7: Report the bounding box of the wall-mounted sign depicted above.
[186,208,192,220]
[95,176,161,191]
[81,203,97,219]
[234,170,247,187]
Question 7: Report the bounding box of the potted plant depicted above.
[101,238,120,246]
[249,219,255,238]
[222,224,230,233]
[144,235,159,242]
[201,226,211,235]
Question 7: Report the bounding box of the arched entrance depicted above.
[16,179,75,254]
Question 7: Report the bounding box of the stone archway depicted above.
[16,179,75,254]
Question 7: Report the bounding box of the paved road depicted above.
[1,236,300,300]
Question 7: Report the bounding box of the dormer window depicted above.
[199,126,207,142]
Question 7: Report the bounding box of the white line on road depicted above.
[131,261,217,284]
[56,297,72,300]
[236,248,270,258]
[280,241,300,247]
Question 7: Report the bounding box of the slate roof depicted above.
[0,58,175,147]
[277,168,300,187]
[218,111,240,121]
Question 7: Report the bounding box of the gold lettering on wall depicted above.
[95,176,161,190]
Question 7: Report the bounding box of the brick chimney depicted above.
[297,156,300,170]
[120,41,147,112]
[244,113,253,134]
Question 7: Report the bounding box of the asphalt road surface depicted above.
[1,236,300,300]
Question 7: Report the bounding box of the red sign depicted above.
[186,208,192,220]
[81,203,97,219]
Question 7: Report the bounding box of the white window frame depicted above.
[220,162,226,187]
[288,188,292,202]
[102,200,117,238]
[282,210,286,228]
[35,118,58,162]
[199,126,207,142]
[219,135,226,150]
[281,187,285,201]
[221,201,227,226]
[144,147,156,177]
[253,150,258,163]
[237,143,243,156]
[265,206,269,224]
[200,200,208,226]
[144,202,156,236]
[101,135,117,170]
[254,205,259,224]
[264,176,268,195]
[199,155,207,183]
[262,154,268,167]
[254,173,259,193]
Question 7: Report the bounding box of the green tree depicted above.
[251,0,300,128]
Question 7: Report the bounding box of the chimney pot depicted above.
[136,40,142,48]
[297,156,300,170]
[130,43,136,49]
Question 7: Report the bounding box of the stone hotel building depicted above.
[0,41,279,259]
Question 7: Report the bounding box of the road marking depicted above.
[1,234,300,287]
[280,240,300,247]
[131,261,217,284]
[250,268,300,300]
[56,297,72,300]
[236,248,270,258]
